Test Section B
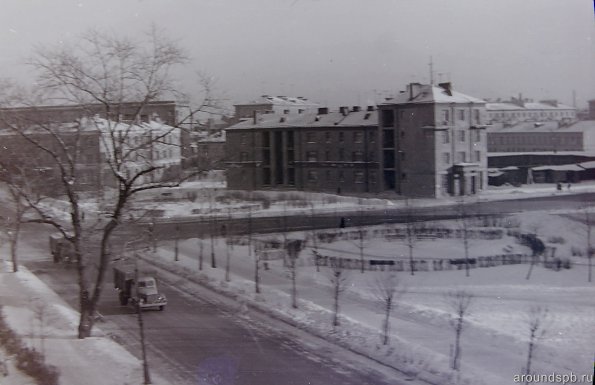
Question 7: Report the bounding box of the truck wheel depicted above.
[159,306,164,311]
[119,292,128,306]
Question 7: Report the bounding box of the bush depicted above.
[0,308,60,385]
[547,236,565,244]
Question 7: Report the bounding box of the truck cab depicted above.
[136,276,167,310]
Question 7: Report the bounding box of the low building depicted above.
[486,97,576,125]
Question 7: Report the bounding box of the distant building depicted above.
[0,101,178,126]
[378,83,488,198]
[0,124,102,196]
[233,95,319,122]
[486,97,576,125]
[589,99,595,120]
[486,120,595,185]
[226,106,379,194]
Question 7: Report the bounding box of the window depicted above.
[353,131,363,143]
[283,109,290,114]
[306,151,318,162]
[240,133,247,145]
[307,170,318,182]
[326,170,331,181]
[338,171,345,183]
[458,130,466,142]
[298,109,304,114]
[352,151,364,161]
[240,152,249,162]
[370,171,377,184]
[443,131,450,144]
[474,109,481,125]
[325,150,330,161]
[306,132,317,143]
[325,132,331,143]
[443,152,450,164]
[399,151,405,161]
[339,132,345,143]
[458,110,465,121]
[474,150,481,162]
[441,109,450,123]
[442,174,449,190]
[339,148,345,161]
[369,131,376,143]
[457,151,466,163]
[382,109,395,127]
[354,171,365,184]
[473,130,481,142]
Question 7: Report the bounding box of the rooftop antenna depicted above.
[429,56,434,85]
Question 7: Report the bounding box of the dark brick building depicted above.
[226,106,380,194]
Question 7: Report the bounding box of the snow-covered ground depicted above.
[22,180,595,223]
[1,181,594,384]
[148,209,594,385]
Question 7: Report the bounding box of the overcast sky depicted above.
[1,0,593,109]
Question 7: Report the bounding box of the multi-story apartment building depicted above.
[378,83,488,198]
[226,106,379,194]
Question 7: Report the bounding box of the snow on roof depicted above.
[235,95,319,107]
[386,84,485,105]
[487,121,593,133]
[486,101,575,111]
[227,109,378,130]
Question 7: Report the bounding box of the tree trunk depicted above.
[382,300,392,345]
[291,260,297,309]
[9,232,18,273]
[453,319,463,370]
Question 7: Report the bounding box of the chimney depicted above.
[352,106,361,112]
[252,111,258,124]
[366,106,375,112]
[339,106,349,116]
[408,82,424,100]
[317,107,329,115]
[438,82,452,96]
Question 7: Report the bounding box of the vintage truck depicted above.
[113,264,167,311]
[49,233,76,263]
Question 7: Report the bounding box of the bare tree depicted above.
[0,171,38,272]
[445,289,474,371]
[456,199,473,277]
[523,306,548,384]
[524,223,545,281]
[0,27,218,338]
[328,265,349,330]
[371,272,405,345]
[350,208,369,273]
[404,199,418,276]
[584,204,593,283]
[286,239,305,309]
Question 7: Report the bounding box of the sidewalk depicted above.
[0,253,170,385]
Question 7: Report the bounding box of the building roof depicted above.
[226,109,378,130]
[384,83,485,105]
[235,95,319,108]
[487,120,594,133]
[486,101,574,111]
